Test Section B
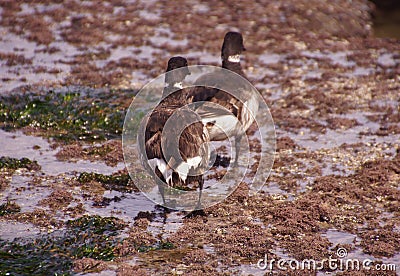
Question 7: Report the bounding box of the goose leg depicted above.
[233,134,242,167]
[196,176,204,209]
[157,180,166,206]
[155,181,175,218]
[154,167,167,206]
[184,176,206,218]
[208,150,217,167]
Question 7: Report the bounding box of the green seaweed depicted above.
[77,172,135,192]
[136,241,175,253]
[158,241,175,250]
[0,87,138,142]
[0,156,41,171]
[0,237,72,276]
[0,201,21,216]
[83,145,113,157]
[66,215,126,261]
[67,215,126,235]
[0,215,127,275]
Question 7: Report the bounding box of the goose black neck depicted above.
[222,60,246,78]
[161,84,186,103]
[162,84,177,98]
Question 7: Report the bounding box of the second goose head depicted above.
[163,56,191,97]
[221,31,246,64]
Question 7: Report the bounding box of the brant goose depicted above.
[141,57,210,211]
[188,32,258,166]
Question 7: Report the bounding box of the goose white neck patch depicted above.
[173,82,183,89]
[165,82,183,89]
[228,54,240,63]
